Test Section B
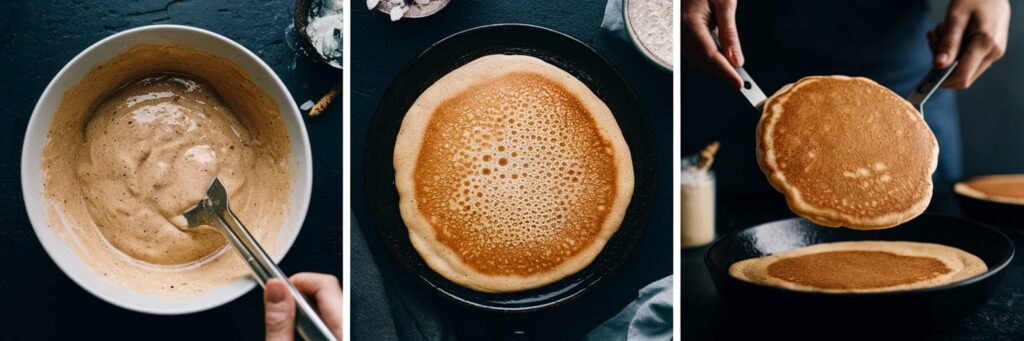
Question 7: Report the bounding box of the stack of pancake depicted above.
[393,55,634,293]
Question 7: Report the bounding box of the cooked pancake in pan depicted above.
[955,174,1024,205]
[730,241,987,293]
[756,76,939,230]
[393,54,634,293]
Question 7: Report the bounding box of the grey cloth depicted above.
[354,213,669,340]
[351,216,456,341]
[585,276,674,341]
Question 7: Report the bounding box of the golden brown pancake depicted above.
[394,55,634,293]
[756,76,939,229]
[955,174,1024,205]
[729,241,987,293]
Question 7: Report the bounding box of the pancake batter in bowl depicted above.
[42,44,292,297]
[78,73,253,265]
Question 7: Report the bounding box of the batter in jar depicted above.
[42,44,292,297]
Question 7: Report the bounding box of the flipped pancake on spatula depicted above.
[756,76,939,229]
[394,54,634,293]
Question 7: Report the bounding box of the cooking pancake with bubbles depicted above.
[393,54,634,293]
[756,76,939,230]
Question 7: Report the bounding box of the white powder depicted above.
[627,0,673,67]
[306,0,344,68]
[370,0,447,21]
[680,155,712,184]
[680,167,712,185]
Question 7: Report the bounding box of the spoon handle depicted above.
[213,209,338,341]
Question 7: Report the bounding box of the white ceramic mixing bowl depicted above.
[20,25,313,315]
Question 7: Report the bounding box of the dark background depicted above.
[682,0,1024,189]
[350,0,673,339]
[681,1,1024,339]
[0,1,342,339]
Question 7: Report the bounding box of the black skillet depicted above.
[705,214,1014,338]
[363,24,657,313]
[954,177,1024,236]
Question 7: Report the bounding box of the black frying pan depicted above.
[954,178,1024,236]
[363,24,656,313]
[705,214,1014,338]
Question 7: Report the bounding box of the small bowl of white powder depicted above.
[296,0,344,68]
[623,0,672,71]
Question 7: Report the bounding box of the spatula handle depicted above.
[735,67,768,111]
[215,210,338,341]
[713,35,768,111]
[907,60,959,113]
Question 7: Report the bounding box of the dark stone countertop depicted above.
[0,1,342,339]
[349,0,674,339]
[682,189,1024,340]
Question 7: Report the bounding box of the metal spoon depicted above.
[182,178,337,341]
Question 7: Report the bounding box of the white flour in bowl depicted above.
[627,0,672,67]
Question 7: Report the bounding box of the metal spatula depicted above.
[182,178,337,341]
[734,67,768,111]
[732,62,959,115]
[907,60,959,114]
[716,32,961,114]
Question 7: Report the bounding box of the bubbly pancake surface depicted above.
[955,174,1024,205]
[730,241,987,293]
[394,55,633,293]
[416,72,617,274]
[756,76,938,229]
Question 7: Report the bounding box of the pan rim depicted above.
[954,175,1024,207]
[362,23,657,313]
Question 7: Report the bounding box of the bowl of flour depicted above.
[623,0,672,71]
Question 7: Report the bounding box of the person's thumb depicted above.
[264,278,296,341]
